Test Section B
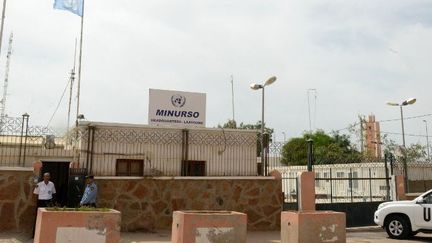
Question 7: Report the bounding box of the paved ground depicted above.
[1,229,432,242]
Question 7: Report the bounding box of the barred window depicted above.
[323,172,330,182]
[348,172,359,189]
[116,159,143,176]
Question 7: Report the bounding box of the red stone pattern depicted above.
[97,177,283,232]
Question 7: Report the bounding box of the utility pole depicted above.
[307,89,317,133]
[424,120,430,161]
[230,75,235,122]
[67,39,78,130]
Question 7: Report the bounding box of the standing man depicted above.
[80,175,98,207]
[33,172,56,207]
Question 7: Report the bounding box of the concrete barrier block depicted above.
[281,211,346,243]
[34,208,121,243]
[171,210,247,243]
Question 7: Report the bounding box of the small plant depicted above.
[46,206,110,212]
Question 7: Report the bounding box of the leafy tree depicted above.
[406,143,427,162]
[218,120,274,156]
[218,119,237,129]
[281,130,362,165]
[218,120,274,137]
[381,134,428,163]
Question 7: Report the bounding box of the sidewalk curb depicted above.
[346,226,383,233]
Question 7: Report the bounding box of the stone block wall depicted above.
[0,168,36,232]
[97,177,282,231]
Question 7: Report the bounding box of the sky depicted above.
[1,0,432,148]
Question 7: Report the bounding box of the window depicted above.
[116,159,143,176]
[336,172,344,178]
[315,172,320,187]
[348,171,359,189]
[323,172,330,182]
[181,160,206,176]
[424,193,432,204]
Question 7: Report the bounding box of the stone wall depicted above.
[97,176,282,231]
[0,168,36,232]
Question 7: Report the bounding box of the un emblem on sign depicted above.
[63,0,79,11]
[171,94,186,108]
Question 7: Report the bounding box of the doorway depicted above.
[40,161,70,206]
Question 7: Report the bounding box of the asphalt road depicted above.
[120,229,432,243]
[348,231,432,243]
[1,229,432,243]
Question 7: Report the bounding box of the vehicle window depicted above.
[423,193,432,204]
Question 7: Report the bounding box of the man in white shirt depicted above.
[33,172,56,207]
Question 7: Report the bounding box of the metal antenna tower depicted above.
[0,32,12,120]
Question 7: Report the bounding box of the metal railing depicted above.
[282,174,391,204]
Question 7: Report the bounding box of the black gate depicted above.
[67,168,87,207]
[282,171,391,227]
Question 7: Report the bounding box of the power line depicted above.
[381,131,431,138]
[378,113,432,123]
[335,122,359,132]
[46,77,72,127]
[335,113,432,132]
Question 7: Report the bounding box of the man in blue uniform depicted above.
[80,175,98,207]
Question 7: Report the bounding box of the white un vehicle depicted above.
[374,189,432,239]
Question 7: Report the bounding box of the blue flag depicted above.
[54,0,84,17]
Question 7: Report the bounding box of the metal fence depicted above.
[76,124,258,176]
[282,176,391,204]
[0,116,74,167]
[269,140,432,201]
[0,117,259,177]
[280,163,392,203]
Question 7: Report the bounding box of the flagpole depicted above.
[76,0,85,126]
[0,0,7,58]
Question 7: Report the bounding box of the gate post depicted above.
[297,171,315,211]
[394,175,406,200]
[281,171,346,243]
[384,153,390,201]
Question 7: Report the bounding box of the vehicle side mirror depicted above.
[417,198,425,204]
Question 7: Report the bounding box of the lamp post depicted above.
[386,97,416,191]
[424,120,430,161]
[250,76,277,176]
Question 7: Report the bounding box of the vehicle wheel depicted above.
[385,215,412,239]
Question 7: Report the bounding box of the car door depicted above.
[414,192,432,229]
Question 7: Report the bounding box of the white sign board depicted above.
[148,89,206,127]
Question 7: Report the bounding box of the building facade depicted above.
[75,121,258,176]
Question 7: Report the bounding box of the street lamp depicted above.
[250,76,277,176]
[424,120,430,161]
[386,97,416,191]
